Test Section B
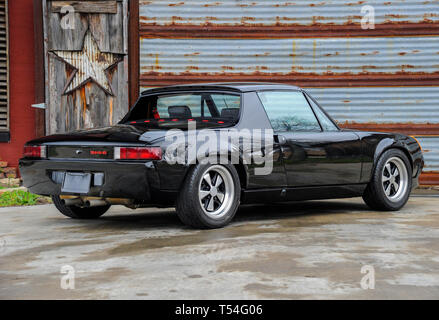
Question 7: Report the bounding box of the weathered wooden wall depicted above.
[44,0,128,134]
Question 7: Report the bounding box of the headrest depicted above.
[220,108,240,119]
[168,105,192,118]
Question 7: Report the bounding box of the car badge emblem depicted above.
[76,149,82,155]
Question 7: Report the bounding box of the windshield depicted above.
[122,92,241,128]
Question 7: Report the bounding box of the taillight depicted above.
[23,145,46,158]
[114,147,162,160]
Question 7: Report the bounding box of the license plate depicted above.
[61,172,91,194]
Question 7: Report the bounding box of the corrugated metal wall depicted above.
[417,137,439,172]
[139,0,439,185]
[306,88,439,174]
[140,36,439,74]
[140,0,439,26]
[306,87,439,124]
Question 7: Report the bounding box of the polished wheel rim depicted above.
[382,156,409,203]
[198,165,235,219]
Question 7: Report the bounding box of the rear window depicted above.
[123,92,241,127]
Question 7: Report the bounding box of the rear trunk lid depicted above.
[26,125,167,160]
[28,125,155,144]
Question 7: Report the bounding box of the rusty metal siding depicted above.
[140,36,439,77]
[138,0,439,183]
[140,0,439,26]
[308,87,439,174]
[306,87,439,124]
[417,137,439,172]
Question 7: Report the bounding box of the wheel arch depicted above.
[363,141,414,211]
[178,155,249,191]
[233,163,248,190]
[372,140,414,177]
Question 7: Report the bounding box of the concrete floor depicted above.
[0,196,439,299]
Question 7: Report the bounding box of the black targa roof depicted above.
[140,82,301,95]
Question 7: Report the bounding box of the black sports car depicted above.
[19,83,424,228]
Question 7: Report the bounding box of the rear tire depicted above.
[363,149,412,211]
[176,164,241,229]
[52,196,110,219]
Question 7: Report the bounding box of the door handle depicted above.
[274,134,287,145]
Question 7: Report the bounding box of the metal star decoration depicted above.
[52,31,123,95]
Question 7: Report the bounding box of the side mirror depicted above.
[274,134,287,145]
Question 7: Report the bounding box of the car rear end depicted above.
[19,143,164,206]
[20,88,243,211]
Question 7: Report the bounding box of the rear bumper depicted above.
[19,159,161,201]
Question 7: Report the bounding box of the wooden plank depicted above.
[34,0,46,137]
[87,0,124,53]
[48,5,88,51]
[46,0,129,134]
[51,1,117,14]
[128,0,139,107]
[48,2,123,53]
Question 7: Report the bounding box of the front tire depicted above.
[363,149,412,211]
[52,196,110,219]
[176,164,241,229]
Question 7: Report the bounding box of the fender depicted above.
[358,132,422,183]
[373,137,401,165]
[164,129,252,191]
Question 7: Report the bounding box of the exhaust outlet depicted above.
[105,198,134,206]
[63,198,83,206]
[84,199,109,207]
[60,196,134,207]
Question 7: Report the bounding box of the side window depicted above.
[257,91,321,132]
[305,93,339,132]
